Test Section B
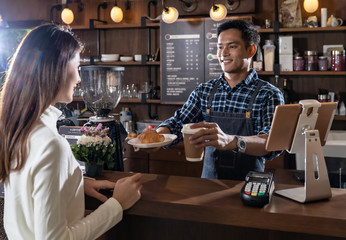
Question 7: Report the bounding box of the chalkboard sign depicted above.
[58,126,82,145]
[161,16,254,104]
[161,19,205,104]
[204,19,228,81]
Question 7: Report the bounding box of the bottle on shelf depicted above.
[120,107,126,124]
[73,103,81,116]
[274,76,291,104]
[282,78,291,104]
[331,50,345,71]
[304,50,318,71]
[274,75,280,89]
[263,40,275,72]
[120,107,132,123]
[253,44,263,71]
[293,55,304,71]
[120,107,133,133]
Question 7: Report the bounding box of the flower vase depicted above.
[86,163,103,178]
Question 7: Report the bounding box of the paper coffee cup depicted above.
[181,124,204,162]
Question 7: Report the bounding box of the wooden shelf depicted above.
[71,22,160,30]
[334,115,346,121]
[259,26,346,33]
[74,24,345,32]
[72,97,160,104]
[120,99,160,104]
[80,61,160,66]
[257,71,346,76]
[100,22,160,29]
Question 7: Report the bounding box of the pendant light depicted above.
[111,0,123,23]
[303,0,319,13]
[209,2,227,21]
[162,0,179,24]
[61,1,74,25]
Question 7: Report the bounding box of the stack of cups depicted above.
[181,124,205,162]
[321,8,327,27]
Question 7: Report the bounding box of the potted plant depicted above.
[72,123,116,177]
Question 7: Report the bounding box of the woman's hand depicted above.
[112,173,143,210]
[84,178,116,202]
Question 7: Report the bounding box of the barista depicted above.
[156,19,284,180]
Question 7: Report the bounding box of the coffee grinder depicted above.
[79,65,127,171]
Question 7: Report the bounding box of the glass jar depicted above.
[293,56,304,71]
[318,56,328,71]
[318,94,330,102]
[331,50,345,71]
[263,40,275,71]
[304,50,318,71]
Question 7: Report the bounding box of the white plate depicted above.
[101,59,118,62]
[127,134,177,148]
[120,56,133,62]
[101,54,119,61]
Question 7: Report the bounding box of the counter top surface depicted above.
[90,169,346,238]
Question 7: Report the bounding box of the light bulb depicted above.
[162,7,179,24]
[61,8,74,25]
[303,0,319,13]
[110,6,123,23]
[210,4,227,21]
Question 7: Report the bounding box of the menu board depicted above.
[161,17,253,104]
[161,19,205,104]
[204,19,228,81]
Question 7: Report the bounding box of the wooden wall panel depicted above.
[102,28,149,56]
[0,0,53,22]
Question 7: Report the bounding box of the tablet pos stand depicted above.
[275,100,333,203]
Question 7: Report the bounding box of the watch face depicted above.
[237,137,246,152]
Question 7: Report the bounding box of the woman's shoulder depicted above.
[29,121,64,153]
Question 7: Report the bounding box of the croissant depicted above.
[138,129,165,144]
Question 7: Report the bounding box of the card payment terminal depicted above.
[240,171,274,207]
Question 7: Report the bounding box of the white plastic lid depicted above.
[181,123,204,134]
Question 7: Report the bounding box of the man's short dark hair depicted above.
[217,19,260,47]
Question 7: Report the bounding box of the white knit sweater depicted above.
[4,105,122,239]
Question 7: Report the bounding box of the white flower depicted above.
[77,135,112,147]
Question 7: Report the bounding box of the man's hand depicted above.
[84,178,116,202]
[189,122,270,156]
[188,122,237,151]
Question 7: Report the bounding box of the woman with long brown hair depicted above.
[0,24,142,239]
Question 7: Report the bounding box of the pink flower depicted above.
[79,123,110,138]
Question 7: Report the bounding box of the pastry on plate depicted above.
[138,129,164,144]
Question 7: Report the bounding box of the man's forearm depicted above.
[235,134,269,156]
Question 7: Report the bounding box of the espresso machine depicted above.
[79,65,127,171]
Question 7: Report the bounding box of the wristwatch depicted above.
[236,136,246,153]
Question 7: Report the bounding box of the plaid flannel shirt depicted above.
[159,70,285,161]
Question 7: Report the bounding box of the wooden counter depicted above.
[86,169,346,240]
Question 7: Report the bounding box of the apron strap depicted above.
[245,80,265,118]
[206,81,220,116]
[207,79,265,118]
